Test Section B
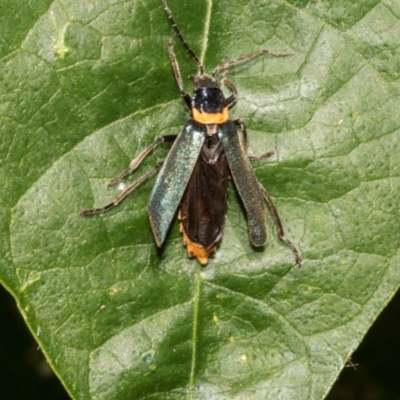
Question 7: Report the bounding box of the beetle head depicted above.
[191,74,221,89]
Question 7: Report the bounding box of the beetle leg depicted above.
[80,162,163,215]
[248,151,275,161]
[233,118,248,152]
[247,141,275,160]
[167,39,192,109]
[108,135,177,186]
[212,49,294,77]
[258,183,302,267]
[219,59,238,107]
[233,119,274,160]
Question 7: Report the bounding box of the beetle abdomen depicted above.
[180,134,229,264]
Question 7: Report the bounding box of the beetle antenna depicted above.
[162,0,205,75]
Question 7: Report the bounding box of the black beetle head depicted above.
[191,87,226,113]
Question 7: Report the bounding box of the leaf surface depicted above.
[1,0,400,399]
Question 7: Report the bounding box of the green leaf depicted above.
[1,0,400,399]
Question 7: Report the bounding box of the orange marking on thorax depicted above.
[192,107,229,124]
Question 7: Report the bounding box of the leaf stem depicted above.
[200,0,212,64]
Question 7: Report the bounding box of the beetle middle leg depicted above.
[108,134,177,186]
[233,119,274,161]
[80,134,177,215]
[80,162,163,215]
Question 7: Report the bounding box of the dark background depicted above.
[1,284,400,400]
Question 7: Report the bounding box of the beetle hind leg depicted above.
[258,184,302,267]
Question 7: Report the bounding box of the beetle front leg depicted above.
[212,48,294,77]
[166,40,192,109]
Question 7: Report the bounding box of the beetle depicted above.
[81,0,301,267]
